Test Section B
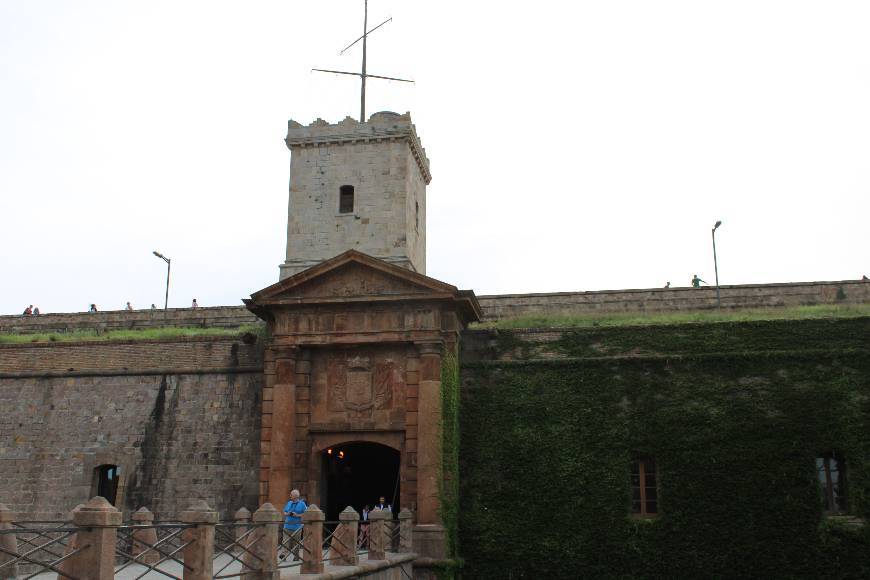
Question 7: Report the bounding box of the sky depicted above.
[1,1,868,314]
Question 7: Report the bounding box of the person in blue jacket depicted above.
[282,489,307,561]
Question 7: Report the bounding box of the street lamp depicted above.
[152,251,171,312]
[711,221,722,307]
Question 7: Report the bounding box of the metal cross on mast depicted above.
[312,0,414,122]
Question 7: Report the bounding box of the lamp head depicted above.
[713,220,722,230]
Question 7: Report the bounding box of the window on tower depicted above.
[339,185,355,214]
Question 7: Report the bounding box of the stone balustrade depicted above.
[0,499,415,579]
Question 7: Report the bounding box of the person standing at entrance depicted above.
[374,496,392,514]
[282,489,307,560]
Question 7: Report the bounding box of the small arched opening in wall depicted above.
[319,441,400,521]
[92,464,122,506]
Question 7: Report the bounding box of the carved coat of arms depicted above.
[328,355,397,418]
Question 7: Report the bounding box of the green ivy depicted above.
[440,351,461,577]
[459,334,870,579]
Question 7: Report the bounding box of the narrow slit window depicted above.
[95,464,120,505]
[631,458,658,517]
[415,201,420,230]
[339,185,355,214]
[816,454,846,513]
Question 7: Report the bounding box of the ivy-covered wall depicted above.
[458,319,870,579]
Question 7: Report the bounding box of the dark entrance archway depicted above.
[321,442,400,521]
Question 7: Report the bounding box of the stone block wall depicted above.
[476,279,870,320]
[0,305,259,334]
[0,337,264,521]
[280,112,429,278]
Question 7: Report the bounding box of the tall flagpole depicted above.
[361,0,368,122]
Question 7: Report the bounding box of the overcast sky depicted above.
[1,1,868,314]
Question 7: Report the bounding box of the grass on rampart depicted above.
[0,325,264,344]
[476,303,870,329]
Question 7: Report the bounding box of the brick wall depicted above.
[0,337,264,521]
[0,336,263,375]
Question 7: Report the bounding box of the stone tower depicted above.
[279,111,432,280]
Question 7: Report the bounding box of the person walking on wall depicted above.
[22,305,33,315]
[32,306,40,315]
[89,304,98,312]
[691,274,707,288]
[282,489,307,561]
[191,298,199,308]
[125,301,134,311]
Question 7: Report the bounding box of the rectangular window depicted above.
[816,455,846,513]
[339,185,354,214]
[631,459,658,517]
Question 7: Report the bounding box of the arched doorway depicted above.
[321,442,400,521]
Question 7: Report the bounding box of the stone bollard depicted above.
[332,506,359,566]
[397,509,413,553]
[67,497,122,580]
[0,504,18,580]
[131,507,159,565]
[180,500,218,580]
[56,503,85,580]
[243,503,281,580]
[367,508,387,561]
[233,507,252,555]
[300,505,324,574]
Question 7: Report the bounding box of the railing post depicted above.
[57,503,84,579]
[180,500,218,580]
[131,507,159,565]
[233,507,251,555]
[68,496,122,580]
[333,506,359,566]
[0,504,17,580]
[367,508,387,561]
[246,503,281,580]
[301,504,324,574]
[398,508,413,553]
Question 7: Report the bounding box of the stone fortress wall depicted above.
[0,336,263,521]
[2,279,867,335]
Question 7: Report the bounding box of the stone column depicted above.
[332,506,359,566]
[300,505,324,574]
[68,496,122,580]
[180,500,218,580]
[414,341,448,561]
[233,507,252,555]
[243,503,281,580]
[415,341,443,525]
[0,504,18,580]
[367,508,387,561]
[266,346,298,507]
[397,509,413,553]
[131,507,159,565]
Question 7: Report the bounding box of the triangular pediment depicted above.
[249,250,461,304]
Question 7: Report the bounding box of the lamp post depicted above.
[711,221,722,307]
[152,251,171,312]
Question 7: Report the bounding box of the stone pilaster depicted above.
[265,346,299,507]
[415,341,443,525]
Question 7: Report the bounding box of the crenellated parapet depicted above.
[286,111,431,184]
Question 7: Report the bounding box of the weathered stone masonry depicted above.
[0,336,263,521]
